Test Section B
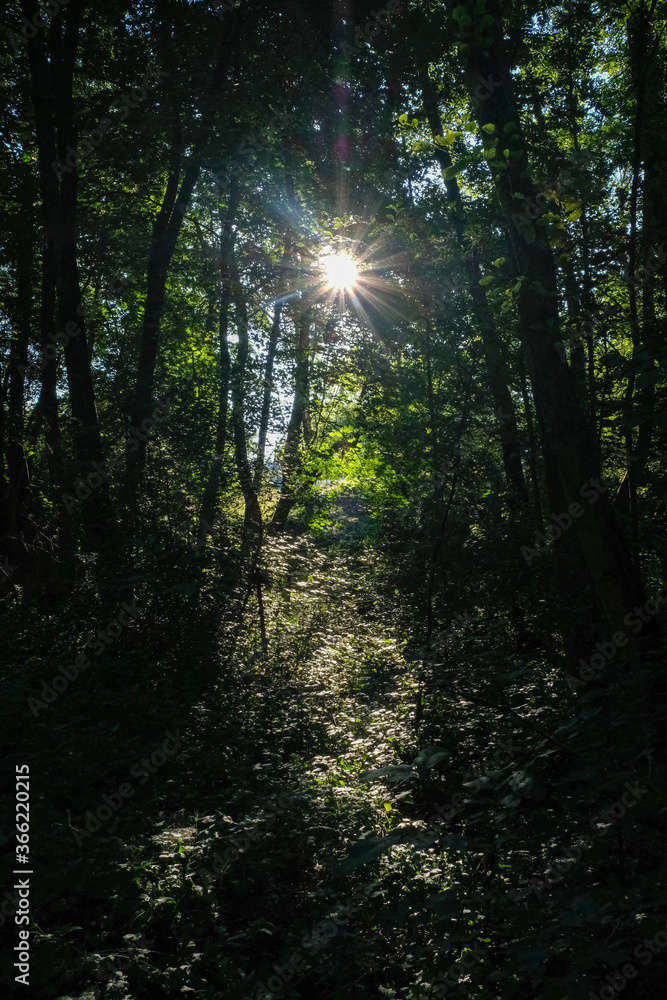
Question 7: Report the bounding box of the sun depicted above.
[320,252,359,291]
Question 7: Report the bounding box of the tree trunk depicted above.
[454,0,649,644]
[126,149,200,485]
[271,309,311,532]
[614,5,667,527]
[197,178,240,545]
[3,172,33,544]
[254,242,291,492]
[229,245,263,554]
[23,0,115,552]
[126,10,236,489]
[420,69,528,505]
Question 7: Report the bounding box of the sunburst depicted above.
[320,252,359,291]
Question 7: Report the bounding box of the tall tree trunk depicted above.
[518,357,542,523]
[36,245,63,483]
[229,246,262,554]
[253,240,292,492]
[126,8,237,490]
[126,148,200,485]
[561,246,588,410]
[197,179,240,544]
[271,308,311,532]
[253,300,283,492]
[23,0,115,552]
[3,171,33,545]
[453,0,650,646]
[420,69,528,505]
[614,4,667,530]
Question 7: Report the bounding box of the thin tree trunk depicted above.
[126,150,200,485]
[271,309,311,531]
[229,246,262,553]
[197,178,241,544]
[253,242,291,492]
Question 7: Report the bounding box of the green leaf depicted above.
[413,746,449,770]
[444,161,466,179]
[333,835,399,877]
[452,5,468,21]
[479,275,495,286]
[482,123,496,133]
[360,765,414,783]
[492,257,506,267]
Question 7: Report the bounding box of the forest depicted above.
[2,0,667,997]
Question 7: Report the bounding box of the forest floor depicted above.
[3,534,454,1000]
[3,524,667,999]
